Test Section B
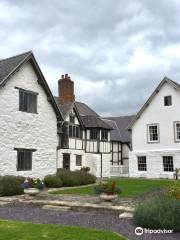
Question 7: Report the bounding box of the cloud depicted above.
[1,0,180,116]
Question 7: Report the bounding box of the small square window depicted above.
[163,156,174,172]
[137,156,147,171]
[19,89,37,113]
[164,96,172,106]
[76,155,82,166]
[17,149,33,171]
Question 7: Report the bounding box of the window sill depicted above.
[19,110,38,115]
[147,141,159,144]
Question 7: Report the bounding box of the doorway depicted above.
[63,153,70,170]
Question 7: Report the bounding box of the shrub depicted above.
[56,169,96,187]
[44,175,63,188]
[166,183,180,200]
[80,167,90,172]
[134,196,180,231]
[94,180,122,195]
[0,175,25,196]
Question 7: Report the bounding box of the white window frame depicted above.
[147,123,159,143]
[174,121,180,142]
[137,156,147,171]
[163,156,174,172]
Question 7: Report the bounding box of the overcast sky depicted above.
[1,0,180,116]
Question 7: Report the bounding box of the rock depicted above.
[42,205,71,211]
[119,212,133,218]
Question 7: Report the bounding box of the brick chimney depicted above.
[58,74,75,103]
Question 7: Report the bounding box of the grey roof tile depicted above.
[81,115,112,129]
[0,51,32,85]
[54,97,73,118]
[75,101,99,117]
[103,115,135,142]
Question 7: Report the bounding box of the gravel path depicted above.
[0,205,179,240]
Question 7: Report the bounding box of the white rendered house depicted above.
[0,51,63,178]
[129,77,180,179]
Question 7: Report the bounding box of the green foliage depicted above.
[0,220,126,240]
[94,180,122,195]
[166,183,180,199]
[134,196,180,231]
[0,175,25,196]
[80,167,90,172]
[44,175,63,188]
[56,169,96,187]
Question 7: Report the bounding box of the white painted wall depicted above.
[0,62,58,178]
[58,149,85,171]
[65,109,84,150]
[132,83,180,150]
[85,153,111,178]
[130,82,180,178]
[129,150,180,179]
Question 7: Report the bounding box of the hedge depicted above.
[0,175,25,196]
[56,169,96,187]
[44,175,63,188]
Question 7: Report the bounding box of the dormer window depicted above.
[164,96,172,106]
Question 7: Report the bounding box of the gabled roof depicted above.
[81,115,112,129]
[0,51,32,85]
[128,77,180,129]
[104,116,135,142]
[0,51,63,120]
[54,97,73,118]
[54,99,84,127]
[75,101,99,117]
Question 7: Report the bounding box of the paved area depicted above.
[0,204,179,240]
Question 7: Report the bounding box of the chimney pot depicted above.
[58,74,75,103]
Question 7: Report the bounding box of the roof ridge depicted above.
[0,51,32,63]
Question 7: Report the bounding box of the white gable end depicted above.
[0,61,58,177]
[132,82,180,151]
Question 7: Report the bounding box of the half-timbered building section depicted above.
[103,116,135,177]
[55,74,85,171]
[55,74,113,177]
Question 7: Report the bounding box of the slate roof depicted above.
[81,115,112,129]
[75,101,99,117]
[54,97,73,118]
[103,115,135,142]
[0,51,63,119]
[0,51,32,85]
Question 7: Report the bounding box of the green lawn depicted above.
[51,178,180,198]
[0,220,126,240]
